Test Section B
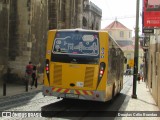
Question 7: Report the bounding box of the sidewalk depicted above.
[116,80,160,120]
[0,84,43,98]
[0,74,44,98]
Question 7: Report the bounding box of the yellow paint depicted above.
[50,62,99,90]
[43,29,123,101]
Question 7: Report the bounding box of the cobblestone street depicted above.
[0,90,60,112]
[0,90,61,120]
[0,76,159,120]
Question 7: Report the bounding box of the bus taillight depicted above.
[46,64,49,72]
[46,59,49,73]
[99,69,104,77]
[45,59,50,84]
[97,62,106,89]
[99,62,105,78]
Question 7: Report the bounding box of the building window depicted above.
[129,32,131,38]
[83,17,87,27]
[120,31,124,38]
[96,23,99,30]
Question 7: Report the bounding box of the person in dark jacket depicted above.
[137,73,141,84]
[31,65,37,89]
[25,61,33,87]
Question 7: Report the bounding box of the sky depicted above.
[90,0,143,35]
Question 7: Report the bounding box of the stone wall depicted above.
[147,29,160,109]
[0,0,102,80]
[0,1,9,83]
[7,0,48,77]
[8,0,31,77]
[83,0,102,30]
[158,49,160,109]
[155,30,160,109]
[48,0,57,29]
[30,0,48,73]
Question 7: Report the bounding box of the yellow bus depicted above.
[43,29,124,102]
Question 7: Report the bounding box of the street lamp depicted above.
[132,0,140,99]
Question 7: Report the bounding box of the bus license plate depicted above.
[66,94,78,98]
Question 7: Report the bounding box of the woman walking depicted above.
[31,65,37,89]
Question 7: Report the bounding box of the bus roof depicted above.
[49,28,99,33]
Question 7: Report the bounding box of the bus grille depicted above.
[84,67,94,87]
[53,65,62,85]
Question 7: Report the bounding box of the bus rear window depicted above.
[52,31,99,56]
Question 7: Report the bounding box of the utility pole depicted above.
[132,0,140,99]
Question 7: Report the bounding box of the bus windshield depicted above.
[51,31,99,64]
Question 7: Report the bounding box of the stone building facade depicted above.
[0,0,102,83]
[48,0,102,30]
[144,29,160,108]
[0,0,10,84]
[103,20,132,40]
[102,20,144,73]
[8,0,48,77]
[83,0,102,30]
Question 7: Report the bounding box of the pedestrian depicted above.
[31,65,38,89]
[137,73,141,84]
[25,61,33,88]
[140,70,144,82]
[125,69,129,77]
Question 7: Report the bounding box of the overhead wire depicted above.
[102,15,136,21]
